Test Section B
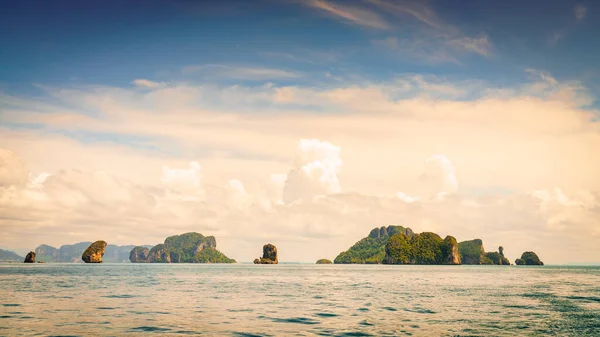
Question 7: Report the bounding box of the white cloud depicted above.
[307,0,390,29]
[161,161,204,201]
[417,154,458,199]
[282,139,342,204]
[574,4,587,20]
[132,79,163,88]
[181,64,301,80]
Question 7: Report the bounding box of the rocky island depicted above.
[254,244,278,264]
[129,232,235,263]
[458,240,510,265]
[515,251,544,265]
[316,259,333,264]
[82,241,107,263]
[334,225,513,265]
[24,251,36,263]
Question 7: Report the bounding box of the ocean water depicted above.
[0,264,599,336]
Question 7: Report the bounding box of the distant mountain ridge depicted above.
[35,243,153,263]
[0,249,24,262]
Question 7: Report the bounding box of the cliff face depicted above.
[129,246,150,263]
[458,239,486,265]
[254,244,278,264]
[82,241,107,263]
[133,232,235,263]
[458,240,510,265]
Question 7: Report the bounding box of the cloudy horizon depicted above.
[1,0,599,263]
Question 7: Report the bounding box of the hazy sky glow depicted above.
[1,0,599,263]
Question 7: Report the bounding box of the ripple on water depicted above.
[315,312,340,318]
[270,317,321,325]
[232,332,272,337]
[403,307,436,314]
[336,332,373,337]
[129,326,172,332]
[2,303,21,307]
[102,294,136,299]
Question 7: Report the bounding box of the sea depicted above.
[0,263,599,336]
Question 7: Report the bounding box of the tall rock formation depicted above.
[82,241,107,263]
[254,244,278,264]
[24,251,36,263]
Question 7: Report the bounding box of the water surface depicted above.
[1,264,599,336]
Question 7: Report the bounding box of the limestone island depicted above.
[82,241,107,263]
[24,251,36,263]
[129,232,235,263]
[316,259,333,264]
[515,251,544,265]
[254,244,278,264]
[334,225,512,265]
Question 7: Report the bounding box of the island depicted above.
[82,241,107,263]
[129,232,235,263]
[254,244,278,264]
[515,251,544,265]
[334,225,512,265]
[316,258,333,264]
[458,240,510,265]
[24,251,36,263]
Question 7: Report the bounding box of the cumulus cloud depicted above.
[416,155,458,199]
[282,139,342,204]
[161,161,204,201]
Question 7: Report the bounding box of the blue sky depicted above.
[1,0,598,102]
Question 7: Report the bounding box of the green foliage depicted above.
[384,233,412,264]
[411,232,444,264]
[194,247,236,263]
[335,225,412,264]
[485,252,503,265]
[458,239,485,264]
[334,236,387,264]
[316,259,333,264]
[516,251,544,265]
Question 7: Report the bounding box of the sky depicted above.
[0,0,599,264]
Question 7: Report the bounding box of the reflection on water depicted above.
[1,264,599,336]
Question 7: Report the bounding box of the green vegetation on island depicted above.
[334,225,521,265]
[515,251,544,265]
[334,225,414,264]
[384,232,461,265]
[316,259,333,264]
[130,232,235,263]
